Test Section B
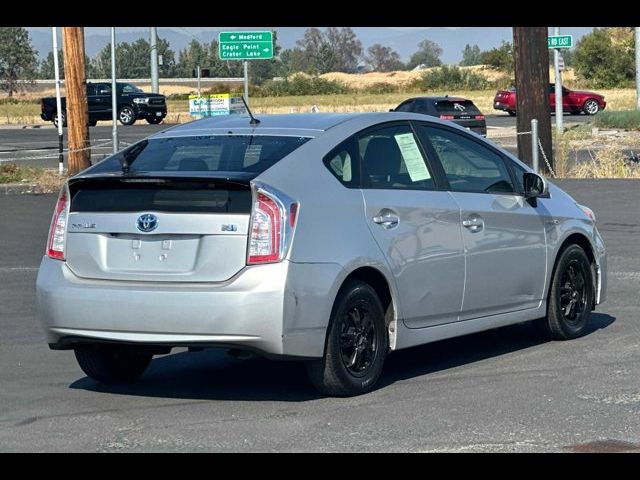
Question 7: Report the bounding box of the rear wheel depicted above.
[583,99,600,115]
[306,280,388,396]
[538,244,594,340]
[507,110,516,116]
[118,105,136,125]
[52,111,66,128]
[88,120,97,127]
[74,345,152,384]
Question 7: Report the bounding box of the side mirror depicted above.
[523,172,548,198]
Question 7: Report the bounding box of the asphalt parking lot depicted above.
[0,180,639,452]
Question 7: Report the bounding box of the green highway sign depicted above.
[219,31,274,60]
[548,35,573,49]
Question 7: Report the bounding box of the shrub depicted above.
[0,162,21,183]
[363,82,398,94]
[593,110,640,130]
[573,28,635,89]
[253,75,351,97]
[419,65,489,91]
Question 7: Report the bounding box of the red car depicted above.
[494,83,606,116]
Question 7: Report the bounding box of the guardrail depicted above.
[30,78,245,85]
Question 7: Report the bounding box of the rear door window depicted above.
[88,135,312,175]
[358,123,436,190]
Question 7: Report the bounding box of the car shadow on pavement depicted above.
[70,313,615,401]
[377,312,616,389]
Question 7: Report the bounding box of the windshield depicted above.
[88,135,312,175]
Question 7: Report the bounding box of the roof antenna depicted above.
[240,95,260,126]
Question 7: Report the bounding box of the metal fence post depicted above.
[531,118,539,173]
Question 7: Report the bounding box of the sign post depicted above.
[551,28,565,135]
[219,31,274,106]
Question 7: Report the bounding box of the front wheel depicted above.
[583,99,600,115]
[306,280,388,396]
[538,244,594,340]
[74,345,152,384]
[118,105,137,125]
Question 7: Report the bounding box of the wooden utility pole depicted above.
[513,27,553,173]
[62,27,90,175]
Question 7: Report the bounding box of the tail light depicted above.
[47,187,69,260]
[247,188,298,265]
[475,115,485,120]
[440,115,455,120]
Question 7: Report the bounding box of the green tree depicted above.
[480,41,513,74]
[573,27,635,88]
[460,44,482,66]
[247,30,283,85]
[365,44,404,72]
[293,27,336,74]
[279,48,308,75]
[39,50,63,79]
[176,39,210,78]
[0,27,38,96]
[92,37,176,79]
[325,27,363,73]
[407,39,443,69]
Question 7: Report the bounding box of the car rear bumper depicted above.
[493,101,511,111]
[36,256,342,358]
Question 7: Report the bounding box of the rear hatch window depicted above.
[88,135,311,176]
[434,100,483,119]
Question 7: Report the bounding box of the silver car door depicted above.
[418,124,547,320]
[357,122,465,328]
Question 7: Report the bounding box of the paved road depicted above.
[0,180,639,452]
[0,114,593,169]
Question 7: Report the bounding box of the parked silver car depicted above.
[36,113,607,396]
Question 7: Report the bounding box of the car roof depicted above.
[403,96,472,103]
[150,113,379,139]
[145,111,475,141]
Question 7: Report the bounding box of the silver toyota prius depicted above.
[36,112,607,396]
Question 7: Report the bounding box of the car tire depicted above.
[52,111,66,128]
[583,99,600,115]
[146,117,163,125]
[507,110,516,116]
[538,244,594,340]
[306,280,388,397]
[118,105,137,125]
[88,120,97,127]
[74,345,153,384]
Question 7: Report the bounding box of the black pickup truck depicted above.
[40,82,167,127]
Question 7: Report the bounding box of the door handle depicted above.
[373,211,400,229]
[462,216,484,232]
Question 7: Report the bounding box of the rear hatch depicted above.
[435,99,486,133]
[65,134,310,282]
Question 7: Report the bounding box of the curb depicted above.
[0,183,41,195]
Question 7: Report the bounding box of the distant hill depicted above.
[27,27,595,65]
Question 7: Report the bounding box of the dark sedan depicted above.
[391,96,487,137]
